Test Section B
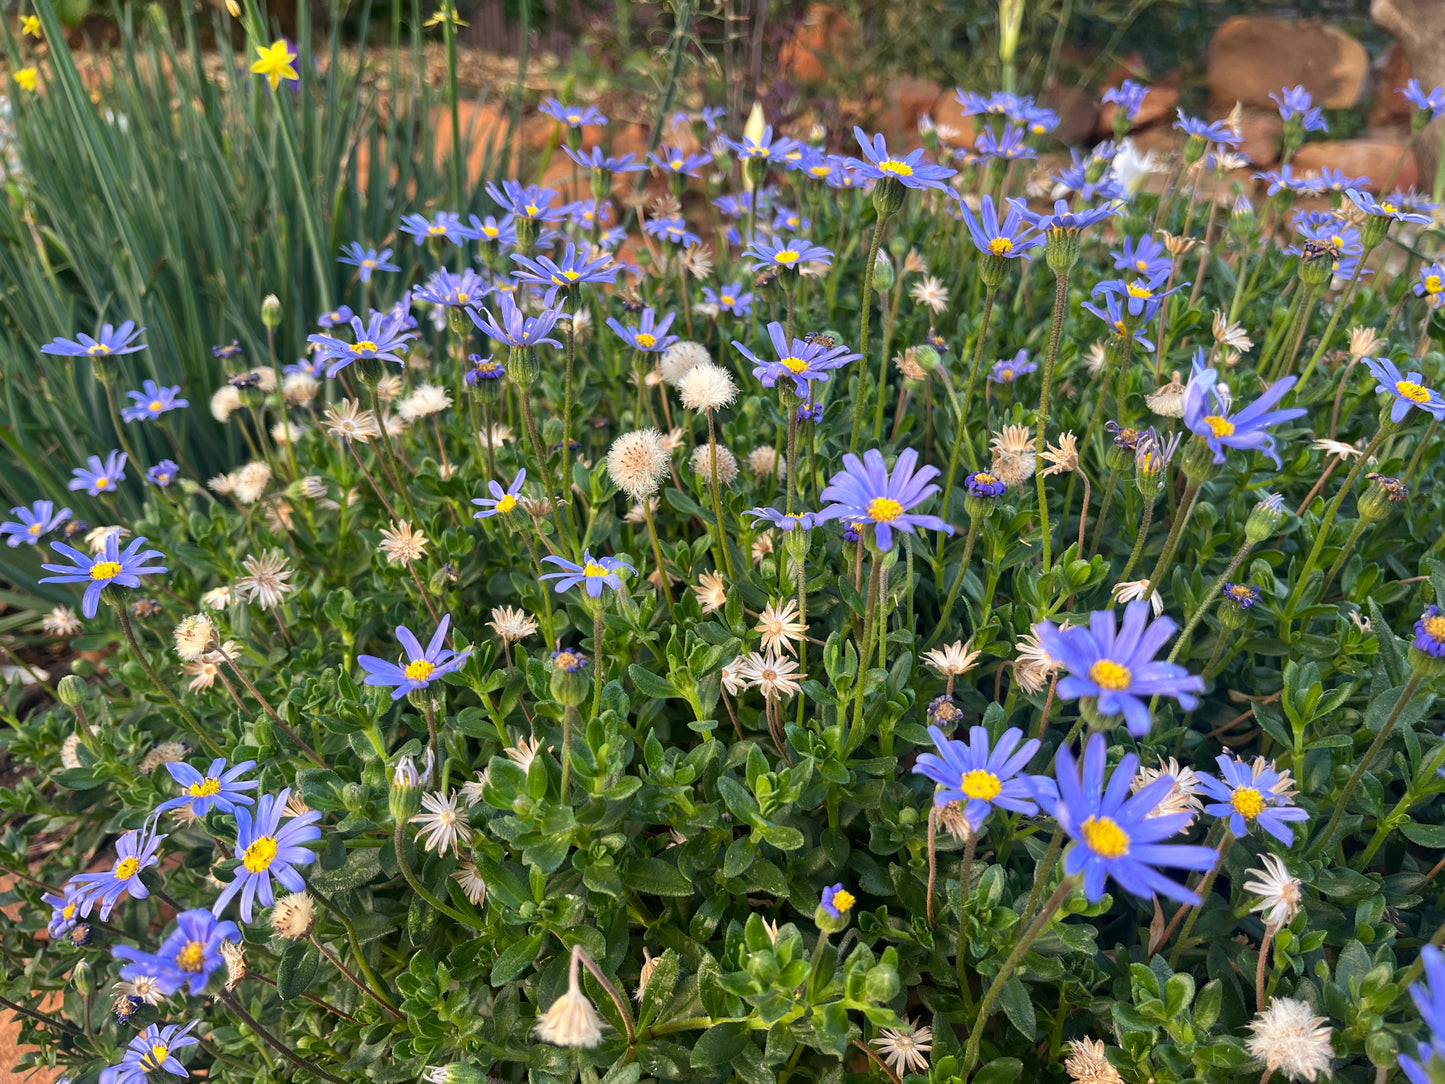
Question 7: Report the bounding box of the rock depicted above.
[779,3,853,86]
[1236,110,1283,168]
[1206,15,1369,111]
[887,77,942,144]
[928,89,977,149]
[1098,83,1179,137]
[1373,0,1445,188]
[1367,42,1414,128]
[1293,138,1418,191]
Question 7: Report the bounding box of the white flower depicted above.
[755,599,807,655]
[1246,998,1333,1082]
[741,651,801,700]
[233,461,272,505]
[173,614,218,662]
[909,275,948,314]
[269,892,315,939]
[235,550,295,609]
[1132,757,1202,826]
[378,520,429,564]
[1110,138,1164,195]
[270,421,307,444]
[677,363,736,413]
[1212,311,1253,352]
[322,399,380,442]
[720,656,748,696]
[607,429,670,500]
[505,735,544,771]
[211,385,242,422]
[872,1023,933,1075]
[1243,853,1303,930]
[692,572,727,614]
[488,606,537,643]
[1014,626,1063,694]
[1,663,48,685]
[1111,579,1163,616]
[535,947,605,1048]
[460,770,490,808]
[86,525,129,554]
[397,383,453,422]
[659,340,711,385]
[1064,1037,1124,1084]
[451,859,487,906]
[690,442,738,485]
[923,639,980,677]
[282,371,319,407]
[201,586,232,611]
[412,791,473,856]
[42,606,81,636]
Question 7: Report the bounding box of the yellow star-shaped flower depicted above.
[250,38,298,90]
[20,15,41,37]
[424,5,467,27]
[13,67,37,92]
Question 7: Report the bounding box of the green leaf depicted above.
[689,1021,750,1067]
[997,974,1036,1040]
[309,846,382,892]
[627,858,694,897]
[628,663,679,700]
[637,949,681,1029]
[489,932,544,986]
[277,940,320,1000]
[971,1058,1023,1084]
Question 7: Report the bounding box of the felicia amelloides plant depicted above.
[11,18,1445,1084]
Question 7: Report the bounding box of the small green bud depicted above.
[864,961,900,1002]
[1358,473,1406,523]
[871,174,907,217]
[261,294,282,329]
[508,345,541,385]
[389,751,428,823]
[1044,228,1082,274]
[913,345,941,372]
[73,961,94,996]
[1244,494,1287,543]
[58,674,87,708]
[1182,133,1206,166]
[1358,212,1390,251]
[871,252,895,293]
[1297,240,1337,287]
[745,948,780,986]
[1180,436,1222,483]
[342,782,368,814]
[549,649,591,707]
[423,1066,488,1084]
[978,251,1010,288]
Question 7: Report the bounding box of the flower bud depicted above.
[1180,436,1222,483]
[508,345,541,385]
[1358,212,1390,251]
[912,344,942,372]
[745,948,780,986]
[864,961,900,1002]
[871,251,895,293]
[73,961,94,996]
[549,648,591,707]
[389,752,426,822]
[1044,226,1083,274]
[871,174,907,217]
[1297,240,1338,287]
[814,883,856,934]
[422,1066,488,1084]
[1244,493,1287,543]
[261,294,282,329]
[342,782,369,814]
[1358,473,1406,522]
[57,674,86,708]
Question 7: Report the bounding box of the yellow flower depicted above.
[13,67,37,92]
[20,15,40,37]
[250,39,298,90]
[424,5,468,27]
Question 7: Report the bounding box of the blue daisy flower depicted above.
[606,307,678,353]
[913,724,1041,831]
[1102,79,1148,121]
[965,470,1007,498]
[1401,946,1445,1084]
[1346,187,1434,225]
[1182,366,1306,467]
[357,615,473,700]
[539,98,607,127]
[470,293,564,350]
[1035,601,1203,737]
[307,311,418,377]
[121,381,188,422]
[485,179,564,222]
[412,267,489,308]
[461,213,517,246]
[849,127,956,191]
[155,757,258,818]
[650,145,712,177]
[99,1020,201,1084]
[561,145,643,173]
[1197,755,1309,844]
[644,216,702,247]
[1172,109,1242,148]
[540,550,635,596]
[41,320,146,358]
[337,242,400,282]
[1112,234,1171,277]
[1081,293,1156,352]
[987,349,1036,384]
[745,507,818,532]
[956,194,1043,259]
[316,305,354,328]
[40,533,167,619]
[732,321,861,398]
[975,124,1036,162]
[1048,733,1217,904]
[1028,197,1121,235]
[399,210,465,244]
[820,883,855,918]
[742,234,833,272]
[1402,80,1445,121]
[68,450,128,496]
[722,125,798,164]
[1413,606,1445,658]
[212,788,321,923]
[702,283,753,316]
[212,340,244,359]
[1271,85,1328,132]
[68,821,166,920]
[1362,356,1445,422]
[43,884,86,938]
[115,908,241,997]
[512,243,618,289]
[0,500,69,547]
[145,461,179,488]
[472,469,525,518]
[815,447,953,551]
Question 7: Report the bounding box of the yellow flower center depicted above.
[634,333,657,349]
[189,778,222,798]
[1230,786,1266,820]
[241,835,278,873]
[404,659,436,682]
[774,249,800,264]
[27,523,41,535]
[90,561,122,581]
[87,343,111,355]
[670,158,684,169]
[987,237,1013,255]
[1381,202,1397,214]
[94,477,111,490]
[62,903,76,919]
[1331,234,1346,249]
[973,472,999,485]
[829,888,856,911]
[583,561,610,577]
[1114,320,1128,334]
[176,940,207,972]
[362,258,377,267]
[114,856,141,880]
[563,269,580,280]
[1396,380,1431,404]
[427,225,447,235]
[495,494,517,514]
[960,769,1002,801]
[1227,584,1255,601]
[482,226,498,237]
[780,355,810,374]
[1000,369,1013,380]
[1422,614,1445,640]
[456,292,470,303]
[351,340,379,353]
[142,1045,170,1071]
[524,202,541,217]
[809,165,830,177]
[875,158,914,178]
[1428,275,1443,294]
[720,295,736,306]
[1126,283,1153,299]
[1135,259,1149,271]
[867,497,904,523]
[149,400,165,412]
[1202,414,1235,438]
[1088,659,1132,691]
[555,651,579,670]
[1080,815,1130,858]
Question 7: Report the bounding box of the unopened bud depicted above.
[1244,493,1287,543]
[57,674,86,708]
[261,294,282,329]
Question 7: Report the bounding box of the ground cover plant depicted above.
[4,4,1445,1084]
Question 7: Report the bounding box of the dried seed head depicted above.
[607,429,670,500]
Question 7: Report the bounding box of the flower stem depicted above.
[216,988,347,1084]
[1117,494,1155,583]
[1144,480,1201,595]
[114,604,224,758]
[942,287,997,521]
[304,880,394,1005]
[392,819,486,932]
[962,878,1074,1078]
[1167,832,1233,968]
[1167,539,1254,663]
[929,520,979,648]
[1035,267,1072,572]
[849,209,893,454]
[309,932,404,1020]
[642,499,677,620]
